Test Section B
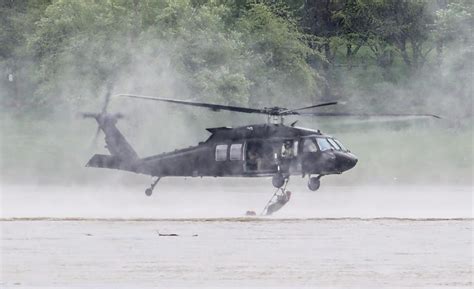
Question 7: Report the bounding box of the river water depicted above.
[1,183,472,288]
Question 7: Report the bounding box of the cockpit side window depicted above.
[316,138,332,151]
[327,138,341,150]
[303,138,318,152]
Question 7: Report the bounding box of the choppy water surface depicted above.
[1,184,472,288]
[1,219,472,288]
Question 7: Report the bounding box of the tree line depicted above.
[0,0,472,121]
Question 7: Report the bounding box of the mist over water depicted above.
[0,4,473,289]
[1,182,472,219]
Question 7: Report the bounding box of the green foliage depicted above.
[434,0,473,46]
[0,0,472,121]
[237,3,320,105]
[1,0,320,112]
[296,0,472,123]
[150,1,251,104]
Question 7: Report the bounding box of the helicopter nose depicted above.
[336,153,358,172]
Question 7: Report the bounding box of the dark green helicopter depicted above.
[83,92,440,196]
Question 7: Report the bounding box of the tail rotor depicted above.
[91,85,111,146]
[82,83,123,148]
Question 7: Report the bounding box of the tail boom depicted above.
[85,113,138,161]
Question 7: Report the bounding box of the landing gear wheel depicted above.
[145,188,153,196]
[272,173,285,188]
[144,177,161,197]
[308,177,321,191]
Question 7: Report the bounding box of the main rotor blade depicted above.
[116,94,266,114]
[298,112,442,119]
[280,101,338,115]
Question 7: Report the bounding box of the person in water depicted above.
[265,191,291,215]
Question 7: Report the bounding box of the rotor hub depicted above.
[263,106,287,115]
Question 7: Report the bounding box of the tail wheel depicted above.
[272,173,285,188]
[145,188,153,196]
[308,177,321,191]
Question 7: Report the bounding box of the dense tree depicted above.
[433,0,473,59]
[1,0,321,112]
[0,0,471,121]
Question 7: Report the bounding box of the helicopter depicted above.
[83,92,440,197]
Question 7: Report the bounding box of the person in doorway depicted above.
[265,191,291,215]
[246,144,259,170]
[281,141,294,158]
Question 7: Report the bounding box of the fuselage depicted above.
[131,123,357,178]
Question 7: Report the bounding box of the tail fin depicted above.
[84,113,138,161]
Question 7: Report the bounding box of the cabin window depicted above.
[230,144,243,161]
[215,144,228,161]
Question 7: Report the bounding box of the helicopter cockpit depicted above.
[301,135,357,176]
[303,137,348,152]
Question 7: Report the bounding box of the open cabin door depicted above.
[244,140,297,174]
[244,140,276,173]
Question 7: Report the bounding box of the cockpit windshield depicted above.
[316,138,332,151]
[303,137,348,152]
[333,139,347,151]
[327,138,341,150]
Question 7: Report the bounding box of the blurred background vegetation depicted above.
[0,0,472,185]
